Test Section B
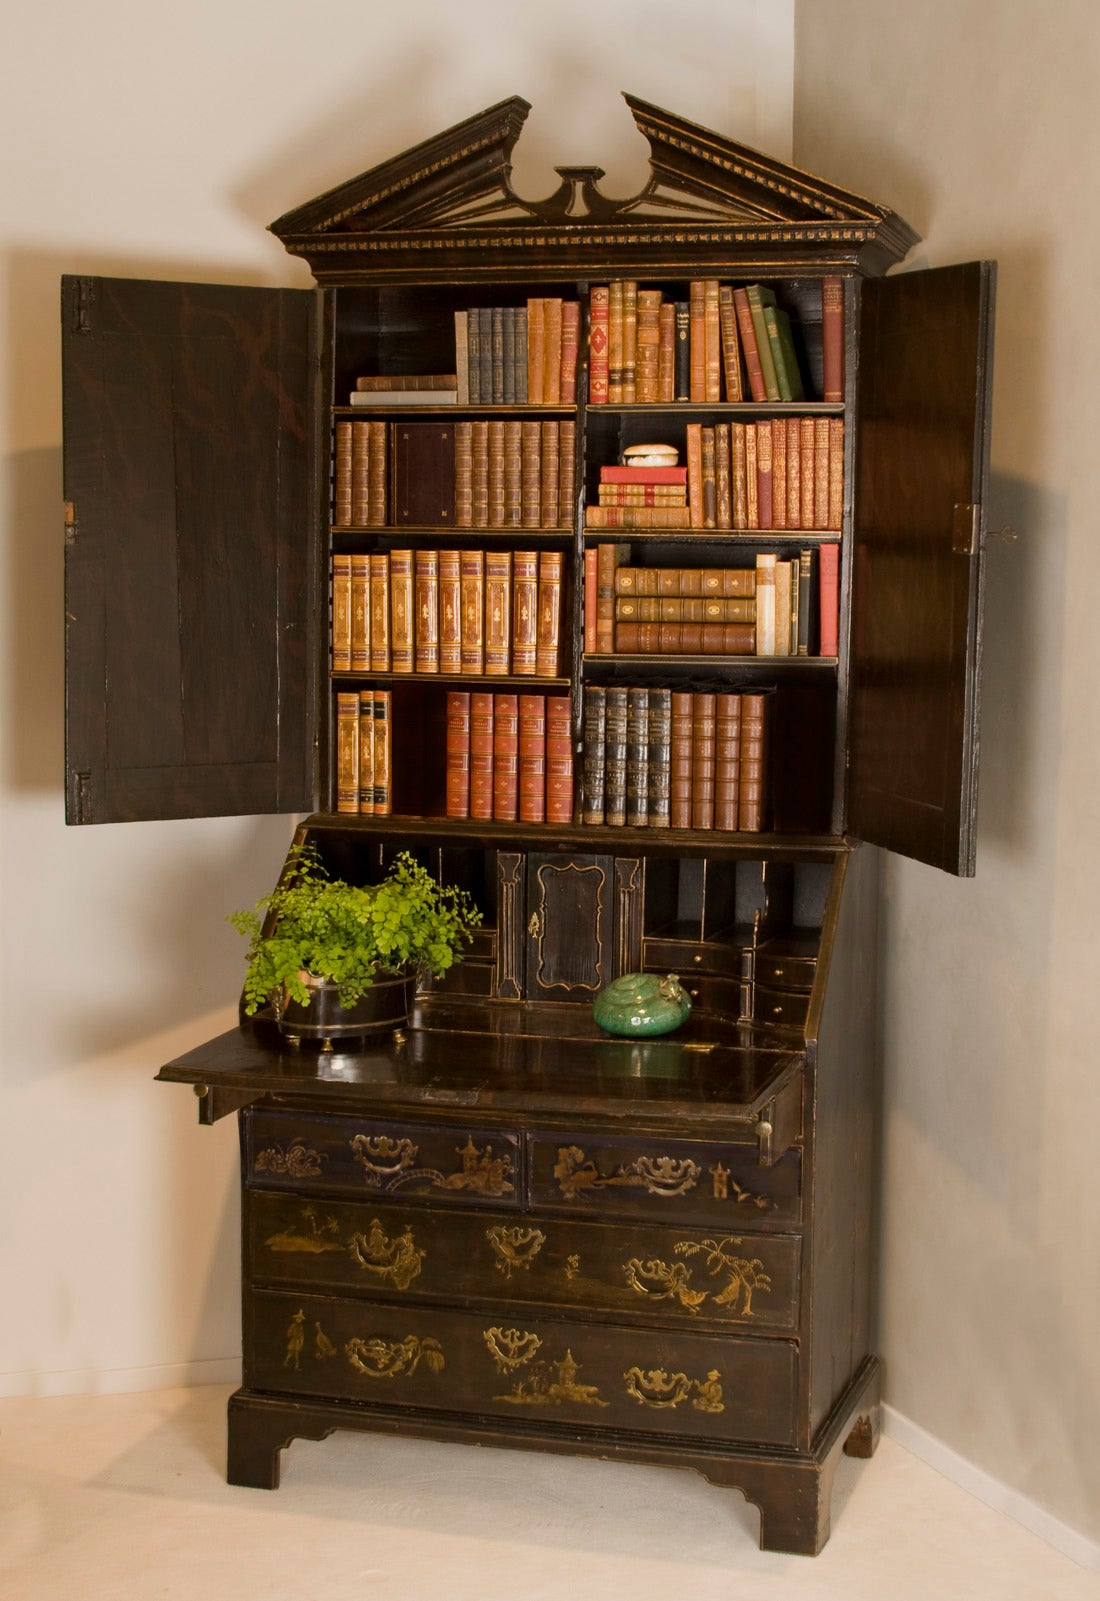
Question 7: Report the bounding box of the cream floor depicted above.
[0,1385,1094,1600]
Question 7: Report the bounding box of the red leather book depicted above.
[745,425,758,529]
[469,692,495,820]
[814,417,830,531]
[584,547,598,656]
[786,416,801,530]
[800,416,816,529]
[545,694,574,824]
[732,287,767,402]
[689,280,706,401]
[771,420,787,531]
[588,287,610,404]
[518,694,547,823]
[669,691,694,829]
[599,465,688,485]
[333,420,353,528]
[492,692,519,821]
[560,300,579,405]
[756,421,774,530]
[818,542,840,658]
[821,276,845,402]
[713,692,742,831]
[445,690,471,818]
[389,422,454,526]
[738,691,768,832]
[691,691,716,830]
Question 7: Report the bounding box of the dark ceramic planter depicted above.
[274,971,415,1047]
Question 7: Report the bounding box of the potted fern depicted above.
[230,845,481,1044]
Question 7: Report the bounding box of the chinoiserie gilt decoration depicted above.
[255,1139,325,1178]
[623,1239,773,1318]
[346,1334,445,1379]
[486,1224,547,1277]
[554,1143,702,1200]
[269,93,919,283]
[351,1132,514,1197]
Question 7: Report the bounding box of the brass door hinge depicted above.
[952,503,980,558]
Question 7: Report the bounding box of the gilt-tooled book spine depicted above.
[614,622,755,656]
[501,306,516,406]
[557,420,575,530]
[477,308,494,404]
[414,548,440,673]
[647,688,672,829]
[774,558,792,658]
[367,420,387,528]
[581,685,606,825]
[350,554,370,672]
[521,420,541,529]
[469,692,494,821]
[713,692,742,832]
[336,691,359,814]
[459,549,485,674]
[745,284,780,402]
[560,300,579,405]
[454,310,469,405]
[372,690,391,816]
[491,306,505,404]
[503,419,523,529]
[466,306,481,404]
[732,423,748,530]
[604,686,628,826]
[331,554,352,672]
[333,420,353,528]
[635,289,661,404]
[390,423,454,526]
[595,543,624,655]
[445,690,471,819]
[786,417,801,530]
[513,305,528,404]
[691,691,716,830]
[658,301,675,403]
[686,422,704,529]
[828,418,845,531]
[814,417,830,532]
[388,549,414,672]
[518,694,546,823]
[674,301,690,401]
[797,546,816,657]
[588,287,609,404]
[625,686,650,827]
[536,550,563,678]
[818,542,840,659]
[351,420,371,526]
[454,420,473,529]
[369,553,391,672]
[544,297,563,405]
[669,691,694,829]
[539,420,559,530]
[701,425,717,529]
[511,549,539,675]
[615,595,754,624]
[718,284,743,402]
[545,694,574,824]
[771,420,787,531]
[755,553,777,656]
[527,298,545,405]
[763,303,804,403]
[704,278,722,403]
[689,279,706,402]
[471,420,489,528]
[484,550,512,675]
[738,691,768,833]
[583,547,597,656]
[438,549,462,674]
[619,281,637,405]
[745,424,758,529]
[487,419,505,528]
[733,287,766,403]
[821,276,845,402]
[492,692,518,822]
[358,689,375,815]
[586,505,691,529]
[607,280,624,404]
[756,420,774,530]
[800,416,816,529]
[715,422,731,530]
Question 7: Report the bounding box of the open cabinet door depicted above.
[62,276,319,823]
[849,261,995,875]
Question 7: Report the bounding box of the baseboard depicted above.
[884,1405,1100,1573]
[0,1356,241,1399]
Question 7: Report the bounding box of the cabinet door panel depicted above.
[850,261,995,875]
[62,276,319,822]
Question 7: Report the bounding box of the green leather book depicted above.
[763,303,805,402]
[745,283,781,402]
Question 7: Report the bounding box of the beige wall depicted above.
[0,2,794,1390]
[795,0,1100,1544]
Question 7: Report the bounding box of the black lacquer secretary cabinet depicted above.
[62,96,994,1554]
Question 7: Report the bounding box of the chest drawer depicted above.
[245,1110,521,1208]
[247,1190,801,1333]
[753,984,811,1028]
[530,1131,801,1227]
[248,1287,797,1447]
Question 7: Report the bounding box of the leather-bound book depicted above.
[521,420,541,528]
[471,420,489,528]
[701,425,717,529]
[771,419,787,531]
[607,280,624,404]
[518,693,547,823]
[715,422,731,530]
[718,284,743,402]
[454,309,469,404]
[446,690,471,818]
[581,685,606,825]
[786,416,802,529]
[738,691,768,832]
[527,298,545,404]
[454,420,473,529]
[351,420,371,526]
[814,417,830,531]
[540,420,559,529]
[358,690,375,815]
[501,306,517,405]
[414,548,440,672]
[331,554,352,671]
[818,542,840,658]
[388,549,414,672]
[513,305,528,404]
[714,692,742,831]
[797,546,817,656]
[469,692,494,820]
[745,285,780,401]
[369,553,391,672]
[686,422,704,528]
[669,691,694,829]
[732,287,767,403]
[492,692,519,821]
[625,687,650,828]
[487,419,506,527]
[545,695,574,824]
[536,550,563,677]
[503,419,523,528]
[647,688,672,828]
[745,425,758,529]
[485,550,513,674]
[619,282,637,403]
[704,279,722,402]
[333,420,353,528]
[491,305,505,403]
[459,549,485,674]
[511,550,539,675]
[657,302,676,402]
[757,421,774,530]
[390,423,455,526]
[636,289,662,403]
[600,464,688,486]
[466,306,482,404]
[828,418,845,530]
[604,686,628,826]
[560,301,580,405]
[763,303,805,402]
[800,415,816,529]
[371,690,392,816]
[350,555,370,672]
[689,280,706,401]
[821,275,845,402]
[583,547,598,656]
[557,420,575,529]
[336,691,360,814]
[774,558,792,658]
[595,543,625,655]
[438,549,462,674]
[588,287,610,404]
[544,298,563,404]
[732,422,748,530]
[691,691,716,830]
[585,506,691,529]
[674,301,690,401]
[755,553,777,656]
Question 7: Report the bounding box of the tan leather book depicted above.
[607,280,624,404]
[539,419,559,529]
[704,279,722,403]
[520,420,541,528]
[454,420,473,529]
[333,420,353,528]
[635,289,662,403]
[718,284,743,402]
[771,420,787,531]
[713,692,742,831]
[732,422,748,530]
[814,417,830,530]
[484,549,512,674]
[560,301,580,405]
[487,419,505,527]
[829,418,845,530]
[686,422,704,528]
[536,550,563,677]
[557,420,575,530]
[471,420,490,527]
[350,554,370,672]
[511,550,539,675]
[738,691,768,832]
[438,549,462,674]
[369,553,391,672]
[367,420,387,527]
[585,506,691,529]
[657,302,676,403]
[335,691,359,814]
[786,417,801,530]
[526,298,545,405]
[414,548,440,673]
[331,554,352,671]
[389,548,414,672]
[357,690,375,815]
[544,298,563,404]
[459,549,485,674]
[800,415,816,529]
[503,419,523,528]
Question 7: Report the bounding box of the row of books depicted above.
[587,277,843,405]
[335,690,392,815]
[454,418,575,529]
[581,686,769,832]
[446,692,572,824]
[332,549,565,677]
[587,545,840,657]
[453,300,580,406]
[584,418,844,532]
